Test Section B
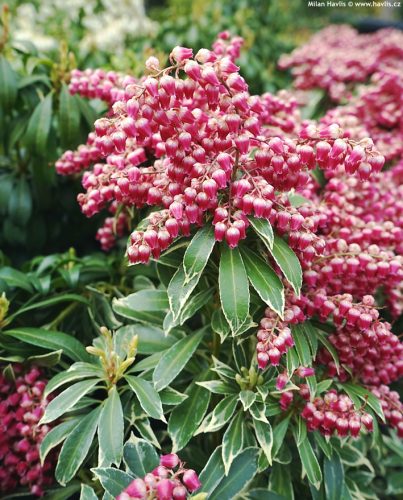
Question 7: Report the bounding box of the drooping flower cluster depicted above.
[0,365,55,496]
[301,390,374,438]
[56,32,383,263]
[116,453,201,500]
[279,25,403,101]
[320,70,403,162]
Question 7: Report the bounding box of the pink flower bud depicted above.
[170,46,193,62]
[160,453,180,469]
[182,469,201,492]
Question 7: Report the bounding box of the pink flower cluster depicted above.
[56,33,383,261]
[279,25,403,101]
[301,390,374,437]
[0,365,55,496]
[320,70,403,162]
[117,453,201,500]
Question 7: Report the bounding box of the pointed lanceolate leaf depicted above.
[98,386,124,466]
[25,93,53,156]
[55,406,101,485]
[80,484,98,500]
[123,437,159,477]
[126,375,165,422]
[210,447,259,500]
[91,468,134,497]
[41,379,99,423]
[40,418,80,464]
[196,394,238,434]
[219,246,249,335]
[295,433,322,489]
[324,453,344,500]
[59,83,81,149]
[199,446,225,496]
[241,247,284,317]
[0,56,17,110]
[168,380,211,452]
[269,235,302,296]
[8,177,32,226]
[239,390,256,411]
[153,329,205,391]
[183,226,215,281]
[249,217,274,250]
[211,308,230,343]
[112,290,168,325]
[253,418,273,465]
[167,264,201,321]
[222,411,245,475]
[3,327,90,362]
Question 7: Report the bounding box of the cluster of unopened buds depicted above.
[0,365,54,496]
[301,390,374,437]
[56,32,384,261]
[279,25,403,101]
[256,306,302,369]
[116,453,201,500]
[368,385,403,438]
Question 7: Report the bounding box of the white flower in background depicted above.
[13,0,156,55]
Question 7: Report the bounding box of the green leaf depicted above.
[241,247,284,317]
[167,264,201,321]
[268,235,302,296]
[314,328,339,370]
[0,267,33,292]
[212,308,230,343]
[196,394,238,434]
[2,327,90,362]
[239,390,256,411]
[40,418,80,464]
[183,226,215,281]
[80,484,98,500]
[196,380,238,394]
[210,447,259,500]
[219,246,249,335]
[8,177,32,226]
[168,380,211,452]
[91,468,133,497]
[59,83,81,148]
[294,417,308,447]
[98,386,124,466]
[269,463,294,499]
[0,174,13,215]
[295,434,322,489]
[272,415,291,458]
[386,471,403,495]
[0,56,17,110]
[41,379,99,424]
[153,329,205,391]
[112,290,168,325]
[27,350,63,367]
[117,325,176,355]
[44,363,103,397]
[222,411,245,475]
[126,376,165,422]
[249,216,274,250]
[159,387,188,406]
[123,437,159,477]
[9,293,89,321]
[199,446,225,496]
[55,406,101,486]
[324,453,344,500]
[253,418,273,465]
[292,324,312,366]
[314,432,333,459]
[25,93,53,155]
[246,489,286,500]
